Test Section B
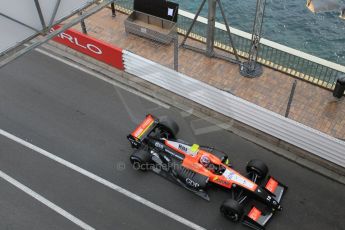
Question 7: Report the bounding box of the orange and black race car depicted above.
[127,114,287,230]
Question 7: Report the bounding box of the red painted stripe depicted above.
[51,26,124,70]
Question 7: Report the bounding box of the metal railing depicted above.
[114,0,345,90]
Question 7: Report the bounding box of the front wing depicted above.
[242,176,288,230]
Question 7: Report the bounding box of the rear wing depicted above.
[243,176,287,230]
[127,114,159,148]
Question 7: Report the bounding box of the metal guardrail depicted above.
[114,1,345,90]
[123,50,345,168]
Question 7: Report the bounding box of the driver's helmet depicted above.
[200,155,210,167]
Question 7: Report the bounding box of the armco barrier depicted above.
[123,50,345,168]
[51,27,124,70]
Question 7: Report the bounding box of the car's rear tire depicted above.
[130,149,151,171]
[157,117,179,139]
[246,159,268,179]
[220,199,244,222]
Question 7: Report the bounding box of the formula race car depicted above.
[127,114,287,230]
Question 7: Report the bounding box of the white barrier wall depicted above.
[123,50,345,168]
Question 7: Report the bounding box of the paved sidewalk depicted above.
[70,8,345,140]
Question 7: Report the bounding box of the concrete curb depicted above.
[41,41,345,185]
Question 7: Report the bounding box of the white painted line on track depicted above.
[0,169,95,230]
[0,128,206,230]
[34,47,170,110]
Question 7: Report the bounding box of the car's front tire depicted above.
[130,149,151,171]
[220,199,244,222]
[246,159,268,179]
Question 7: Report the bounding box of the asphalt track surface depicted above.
[0,51,344,230]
